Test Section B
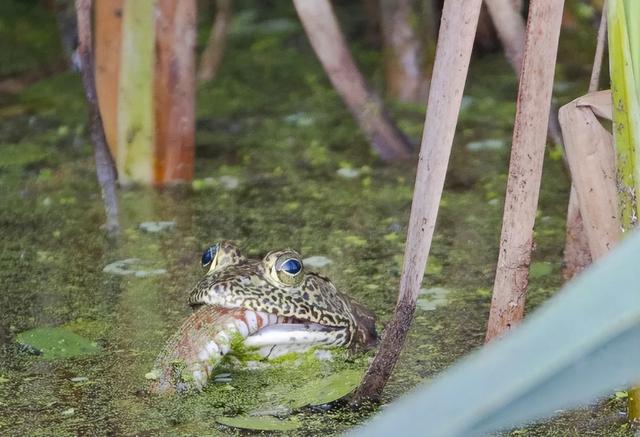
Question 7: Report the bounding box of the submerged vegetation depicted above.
[0,0,634,435]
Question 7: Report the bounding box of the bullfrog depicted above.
[148,241,377,394]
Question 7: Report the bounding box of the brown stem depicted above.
[485,0,565,342]
[197,0,231,82]
[559,91,619,259]
[562,188,593,280]
[484,0,525,71]
[154,0,197,184]
[95,0,123,159]
[351,0,483,403]
[589,1,608,93]
[75,0,120,235]
[483,0,563,146]
[379,0,428,103]
[562,1,607,280]
[293,0,412,161]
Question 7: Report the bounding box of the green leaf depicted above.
[609,0,640,228]
[16,327,100,359]
[285,369,362,409]
[216,415,301,431]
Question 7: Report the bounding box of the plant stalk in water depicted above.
[485,0,565,341]
[562,1,608,280]
[74,0,120,235]
[197,0,231,82]
[293,0,412,161]
[608,0,640,422]
[352,0,482,403]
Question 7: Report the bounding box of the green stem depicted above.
[608,0,640,422]
[117,0,155,184]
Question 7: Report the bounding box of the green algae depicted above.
[416,287,451,311]
[217,415,302,431]
[18,71,87,124]
[529,261,555,280]
[0,143,52,168]
[221,331,263,363]
[0,0,62,77]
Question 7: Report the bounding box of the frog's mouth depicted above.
[150,304,376,394]
[222,308,346,358]
[244,320,342,357]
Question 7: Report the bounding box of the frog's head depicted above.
[188,241,378,353]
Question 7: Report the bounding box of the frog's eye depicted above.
[201,244,218,269]
[280,258,302,275]
[275,255,304,286]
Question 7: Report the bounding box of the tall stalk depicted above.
[154,0,196,184]
[117,0,155,185]
[351,0,482,403]
[198,0,231,82]
[608,0,640,422]
[75,0,120,235]
[485,0,565,341]
[293,0,412,161]
[95,0,123,158]
[562,2,608,280]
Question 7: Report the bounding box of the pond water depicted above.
[0,2,631,435]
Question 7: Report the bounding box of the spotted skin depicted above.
[204,240,247,274]
[189,242,376,348]
[149,241,377,394]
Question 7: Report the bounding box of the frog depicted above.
[148,240,377,393]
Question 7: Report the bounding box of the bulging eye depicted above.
[280,258,302,275]
[275,255,304,286]
[201,244,218,268]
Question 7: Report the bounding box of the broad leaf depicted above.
[16,327,100,359]
[285,369,362,409]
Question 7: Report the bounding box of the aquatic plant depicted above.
[609,0,640,422]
